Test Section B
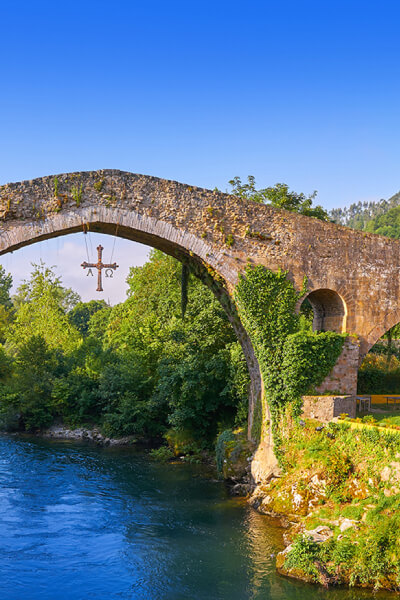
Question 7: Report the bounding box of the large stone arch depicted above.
[4,169,400,356]
[0,172,264,446]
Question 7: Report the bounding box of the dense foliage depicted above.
[330,187,400,242]
[0,253,249,453]
[330,190,400,231]
[68,299,108,335]
[6,264,81,354]
[358,345,400,394]
[234,265,345,460]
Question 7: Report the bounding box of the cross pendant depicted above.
[81,245,119,292]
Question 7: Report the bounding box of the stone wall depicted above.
[302,395,357,422]
[315,337,360,396]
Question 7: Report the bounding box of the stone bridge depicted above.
[1,170,399,476]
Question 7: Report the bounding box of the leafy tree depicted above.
[228,176,329,220]
[330,191,400,230]
[0,265,13,309]
[11,335,60,430]
[12,261,80,312]
[102,251,247,443]
[6,263,81,353]
[0,252,250,445]
[51,338,105,425]
[0,305,13,344]
[364,204,400,239]
[0,267,14,343]
[0,345,12,381]
[87,305,112,341]
[68,300,108,336]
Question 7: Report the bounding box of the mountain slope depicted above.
[330,191,400,238]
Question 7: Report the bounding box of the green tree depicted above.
[6,263,81,353]
[12,261,80,312]
[68,299,109,336]
[0,265,13,309]
[102,251,247,442]
[228,176,329,220]
[87,305,112,342]
[11,335,60,430]
[0,266,14,343]
[0,252,250,444]
[364,204,400,239]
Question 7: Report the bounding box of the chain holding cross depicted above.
[81,245,119,292]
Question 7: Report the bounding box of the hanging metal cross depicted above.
[81,245,119,292]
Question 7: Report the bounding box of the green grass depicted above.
[372,413,400,426]
[280,419,400,589]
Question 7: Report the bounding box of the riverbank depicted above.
[39,424,138,446]
[10,419,400,592]
[246,417,400,592]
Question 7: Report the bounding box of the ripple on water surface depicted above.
[0,435,395,600]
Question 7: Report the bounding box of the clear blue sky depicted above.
[1,0,400,302]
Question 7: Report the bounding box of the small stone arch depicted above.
[364,308,400,359]
[298,288,347,333]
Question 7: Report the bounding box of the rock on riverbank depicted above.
[41,425,137,447]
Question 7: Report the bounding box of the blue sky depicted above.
[1,0,400,302]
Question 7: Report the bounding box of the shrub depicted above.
[149,446,174,462]
[284,535,320,580]
[362,415,376,424]
[215,429,235,475]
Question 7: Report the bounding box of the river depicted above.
[0,435,394,599]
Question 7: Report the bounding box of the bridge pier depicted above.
[315,337,359,397]
[250,337,361,485]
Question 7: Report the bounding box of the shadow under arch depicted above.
[299,288,347,333]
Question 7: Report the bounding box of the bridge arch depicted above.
[364,309,400,358]
[0,179,263,444]
[298,288,347,333]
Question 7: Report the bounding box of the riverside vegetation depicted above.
[0,253,249,461]
[258,418,400,591]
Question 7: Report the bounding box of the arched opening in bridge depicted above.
[0,232,252,451]
[300,288,346,333]
[358,320,400,416]
[0,231,150,305]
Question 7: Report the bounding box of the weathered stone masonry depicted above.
[315,338,359,396]
[0,169,398,476]
[302,395,357,422]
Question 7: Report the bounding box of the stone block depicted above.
[302,395,357,422]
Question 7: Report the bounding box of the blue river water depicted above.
[0,435,394,599]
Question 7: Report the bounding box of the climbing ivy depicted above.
[234,266,346,463]
[281,330,348,413]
